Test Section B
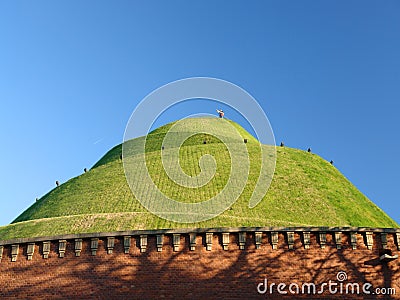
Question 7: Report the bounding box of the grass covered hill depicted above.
[0,118,397,240]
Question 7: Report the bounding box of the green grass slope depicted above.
[0,118,397,240]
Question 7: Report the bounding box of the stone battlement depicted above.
[1,227,399,263]
[1,226,399,299]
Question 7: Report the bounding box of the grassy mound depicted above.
[0,118,397,240]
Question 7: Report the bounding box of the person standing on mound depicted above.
[216,109,224,118]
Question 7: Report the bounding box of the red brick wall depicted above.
[0,232,399,299]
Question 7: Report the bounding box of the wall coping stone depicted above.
[1,226,399,246]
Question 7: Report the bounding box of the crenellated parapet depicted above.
[0,227,399,262]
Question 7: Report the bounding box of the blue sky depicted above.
[0,1,399,226]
